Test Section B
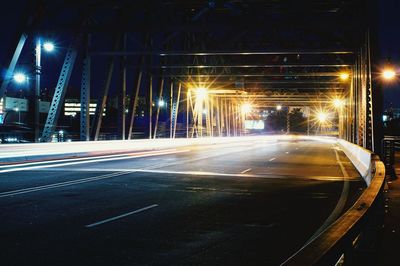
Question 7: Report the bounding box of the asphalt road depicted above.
[0,138,365,265]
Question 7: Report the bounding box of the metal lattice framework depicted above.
[0,0,382,151]
[40,36,81,142]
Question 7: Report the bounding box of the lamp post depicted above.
[14,107,20,123]
[382,68,396,81]
[34,39,41,142]
[34,39,54,142]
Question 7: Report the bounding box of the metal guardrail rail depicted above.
[282,154,385,265]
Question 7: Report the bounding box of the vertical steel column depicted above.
[41,36,81,142]
[204,96,210,136]
[225,100,230,136]
[286,108,290,134]
[80,34,91,141]
[127,70,143,140]
[220,98,225,136]
[216,98,221,136]
[173,83,181,138]
[233,102,237,136]
[91,37,120,141]
[149,76,153,139]
[169,81,173,138]
[34,39,42,142]
[210,96,214,137]
[186,89,189,138]
[120,34,127,140]
[366,32,374,151]
[307,107,310,136]
[153,78,164,138]
[0,33,28,99]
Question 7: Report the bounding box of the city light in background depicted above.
[382,68,396,81]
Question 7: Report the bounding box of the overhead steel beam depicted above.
[160,64,351,69]
[161,73,345,77]
[90,50,353,56]
[41,36,81,142]
[191,81,343,84]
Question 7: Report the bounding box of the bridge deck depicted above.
[0,139,364,265]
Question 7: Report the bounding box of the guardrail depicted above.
[282,141,385,265]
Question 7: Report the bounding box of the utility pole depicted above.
[34,39,41,142]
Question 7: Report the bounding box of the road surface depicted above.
[0,138,365,265]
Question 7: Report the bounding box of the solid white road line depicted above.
[0,172,128,198]
[85,204,159,228]
[240,168,252,174]
[304,146,351,245]
[0,149,189,174]
[269,158,276,162]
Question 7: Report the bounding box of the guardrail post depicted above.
[382,138,395,177]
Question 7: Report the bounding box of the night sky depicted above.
[0,0,399,108]
[379,0,400,108]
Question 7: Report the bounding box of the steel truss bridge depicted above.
[0,0,382,153]
[0,1,391,265]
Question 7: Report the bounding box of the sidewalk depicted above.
[379,152,400,265]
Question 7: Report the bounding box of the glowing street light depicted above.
[241,103,252,114]
[158,99,165,107]
[13,73,27,84]
[332,98,345,108]
[43,41,55,52]
[382,68,396,81]
[276,105,282,111]
[317,112,328,123]
[34,38,55,142]
[194,87,208,100]
[339,72,350,81]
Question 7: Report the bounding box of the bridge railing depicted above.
[282,140,385,265]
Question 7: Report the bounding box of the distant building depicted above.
[392,108,400,119]
[64,99,105,117]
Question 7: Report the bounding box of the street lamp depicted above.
[158,99,165,107]
[14,107,20,123]
[339,72,350,81]
[13,73,27,84]
[34,38,55,142]
[43,41,55,52]
[194,87,208,100]
[332,98,345,108]
[241,103,252,114]
[382,68,396,81]
[317,112,328,124]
